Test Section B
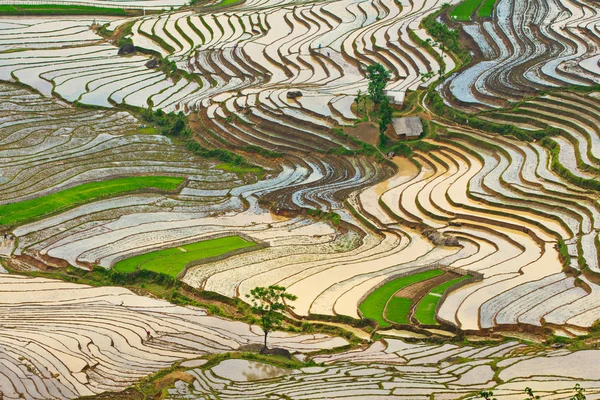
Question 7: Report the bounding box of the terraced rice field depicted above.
[2,0,600,337]
[0,0,452,128]
[167,339,600,400]
[4,0,600,397]
[441,0,600,109]
[0,274,347,399]
[0,176,184,228]
[112,235,255,277]
[0,83,250,268]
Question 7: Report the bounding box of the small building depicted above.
[391,116,423,140]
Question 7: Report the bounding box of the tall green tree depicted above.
[379,95,393,136]
[366,63,391,105]
[246,285,297,349]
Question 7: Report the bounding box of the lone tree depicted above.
[246,285,297,349]
[366,63,391,105]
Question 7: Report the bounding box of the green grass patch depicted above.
[113,236,255,278]
[384,297,412,325]
[359,269,444,327]
[0,4,127,16]
[217,0,242,6]
[214,163,263,177]
[136,126,160,135]
[450,0,496,21]
[478,0,496,17]
[0,176,183,228]
[414,275,471,325]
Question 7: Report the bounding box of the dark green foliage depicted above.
[479,385,586,400]
[541,137,600,192]
[378,130,413,157]
[478,391,497,400]
[525,387,541,400]
[411,140,439,152]
[306,208,342,226]
[379,96,393,135]
[327,143,384,162]
[139,108,255,168]
[571,384,586,400]
[90,266,178,289]
[366,63,391,105]
[241,145,283,158]
[427,91,548,141]
[354,89,367,116]
[557,238,572,270]
[423,9,471,65]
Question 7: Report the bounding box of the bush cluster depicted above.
[423,10,471,65]
[140,108,255,167]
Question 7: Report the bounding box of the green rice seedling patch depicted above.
[113,236,255,278]
[0,176,184,228]
[384,297,412,325]
[359,269,444,327]
[450,0,496,21]
[0,4,128,16]
[478,0,497,17]
[414,275,471,325]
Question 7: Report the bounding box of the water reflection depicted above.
[211,359,293,382]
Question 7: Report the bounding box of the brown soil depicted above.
[179,285,247,318]
[394,272,460,299]
[154,371,195,391]
[344,122,379,146]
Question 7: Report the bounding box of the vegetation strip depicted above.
[113,236,255,278]
[0,176,184,228]
[0,4,128,15]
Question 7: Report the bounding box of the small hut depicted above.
[391,116,423,140]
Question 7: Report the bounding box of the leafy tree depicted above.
[478,391,497,400]
[246,285,297,349]
[478,385,586,400]
[379,95,393,135]
[355,89,366,116]
[525,387,540,400]
[366,63,391,105]
[571,384,586,400]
